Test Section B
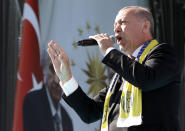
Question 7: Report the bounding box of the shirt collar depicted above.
[130,40,153,61]
[46,86,61,119]
[128,45,143,60]
[132,45,143,58]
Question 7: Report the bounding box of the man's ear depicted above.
[142,20,150,34]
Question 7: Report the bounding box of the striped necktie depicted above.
[53,113,60,131]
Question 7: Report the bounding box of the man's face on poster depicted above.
[46,63,62,104]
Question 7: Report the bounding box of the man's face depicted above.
[46,65,62,104]
[114,9,143,55]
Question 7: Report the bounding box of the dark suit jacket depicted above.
[63,43,181,131]
[23,87,73,131]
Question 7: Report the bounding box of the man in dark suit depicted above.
[47,6,181,131]
[23,62,73,131]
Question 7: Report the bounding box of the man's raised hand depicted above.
[47,40,72,84]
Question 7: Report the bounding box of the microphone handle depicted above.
[77,39,98,46]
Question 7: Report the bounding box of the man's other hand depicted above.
[47,40,72,84]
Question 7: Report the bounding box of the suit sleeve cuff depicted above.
[104,47,115,56]
[59,76,78,96]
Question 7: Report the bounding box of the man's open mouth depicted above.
[116,36,122,43]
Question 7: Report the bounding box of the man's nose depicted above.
[114,24,121,33]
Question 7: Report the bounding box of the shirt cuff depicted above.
[59,76,78,96]
[105,47,115,56]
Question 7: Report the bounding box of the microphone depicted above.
[76,35,116,46]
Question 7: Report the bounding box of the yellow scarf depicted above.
[101,40,158,131]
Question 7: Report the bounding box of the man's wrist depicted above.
[59,76,78,96]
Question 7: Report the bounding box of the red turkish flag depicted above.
[12,0,43,131]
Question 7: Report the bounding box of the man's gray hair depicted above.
[119,6,154,37]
